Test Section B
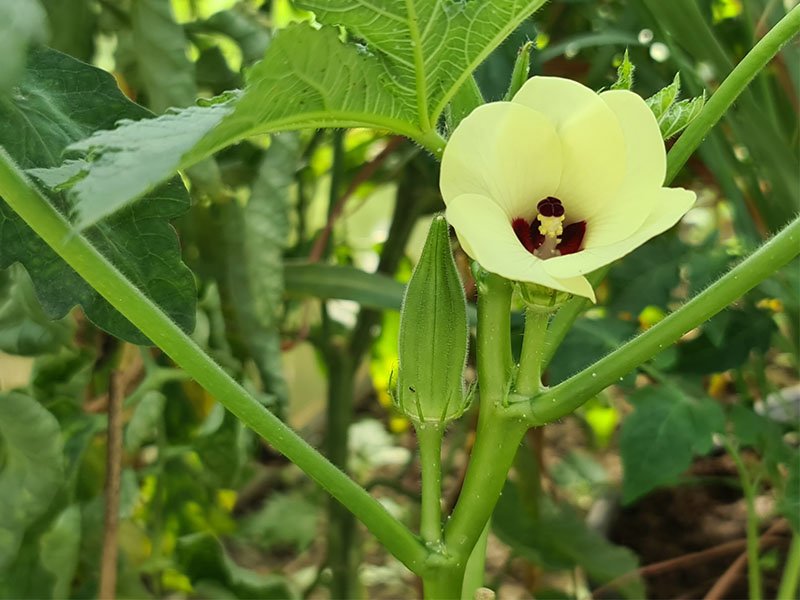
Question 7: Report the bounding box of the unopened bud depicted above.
[395,216,469,424]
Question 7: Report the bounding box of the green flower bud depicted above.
[518,281,571,313]
[395,215,469,425]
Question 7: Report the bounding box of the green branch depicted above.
[0,148,430,574]
[666,5,800,182]
[529,214,800,424]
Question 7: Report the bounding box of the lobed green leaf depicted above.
[0,47,196,344]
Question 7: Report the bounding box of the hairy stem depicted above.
[0,149,430,574]
[443,274,525,593]
[666,5,800,182]
[529,215,800,424]
[417,424,445,547]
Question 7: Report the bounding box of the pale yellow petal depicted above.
[440,102,562,220]
[574,90,669,242]
[600,89,666,187]
[543,187,696,277]
[446,193,596,300]
[512,77,627,221]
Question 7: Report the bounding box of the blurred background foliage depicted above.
[0,0,797,598]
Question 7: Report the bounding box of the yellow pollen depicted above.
[537,214,565,239]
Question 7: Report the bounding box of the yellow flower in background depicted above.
[441,77,696,301]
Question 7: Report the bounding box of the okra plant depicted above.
[0,1,798,598]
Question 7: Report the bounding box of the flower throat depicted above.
[512,197,586,258]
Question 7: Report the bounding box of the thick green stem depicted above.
[777,533,800,600]
[443,273,525,585]
[475,273,514,395]
[417,424,444,547]
[666,5,800,182]
[0,150,430,574]
[725,439,762,600]
[529,215,800,424]
[423,564,465,600]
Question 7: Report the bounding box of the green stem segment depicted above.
[0,149,430,575]
[441,274,526,593]
[529,215,800,424]
[666,5,800,182]
[777,533,800,600]
[725,439,762,600]
[461,521,491,600]
[417,423,444,546]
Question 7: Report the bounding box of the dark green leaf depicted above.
[51,0,551,225]
[0,266,72,356]
[40,0,95,61]
[729,404,793,470]
[190,8,271,66]
[0,391,64,570]
[130,0,196,112]
[620,386,724,503]
[494,483,643,598]
[608,234,685,313]
[39,505,81,600]
[548,318,637,385]
[176,532,297,599]
[675,308,775,374]
[216,135,302,409]
[0,47,195,344]
[241,492,319,553]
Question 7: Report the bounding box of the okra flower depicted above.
[441,77,696,301]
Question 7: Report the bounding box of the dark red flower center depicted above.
[512,197,586,257]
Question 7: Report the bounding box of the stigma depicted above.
[536,197,565,239]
